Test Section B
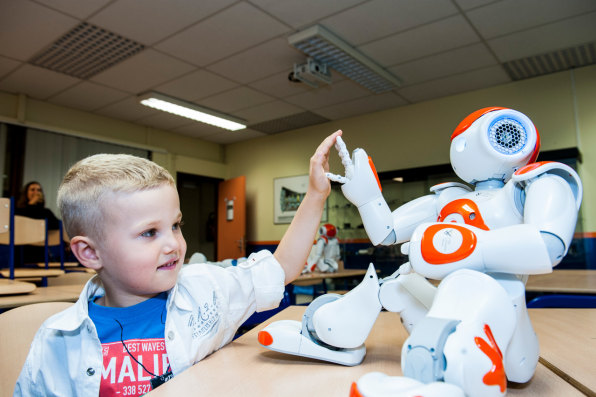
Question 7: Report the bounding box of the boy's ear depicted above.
[69,236,102,270]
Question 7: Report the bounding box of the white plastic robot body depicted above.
[260,108,582,397]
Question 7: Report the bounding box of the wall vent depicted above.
[29,22,145,79]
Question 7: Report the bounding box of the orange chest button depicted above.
[421,224,477,265]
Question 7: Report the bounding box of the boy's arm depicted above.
[274,130,343,284]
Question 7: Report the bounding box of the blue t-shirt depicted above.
[88,292,170,397]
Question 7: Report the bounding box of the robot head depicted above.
[319,223,337,238]
[450,107,540,185]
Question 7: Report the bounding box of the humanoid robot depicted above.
[303,223,341,273]
[258,107,582,397]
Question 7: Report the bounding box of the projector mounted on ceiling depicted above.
[289,58,332,88]
[288,25,401,93]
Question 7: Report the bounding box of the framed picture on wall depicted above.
[273,174,327,224]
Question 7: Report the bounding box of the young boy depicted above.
[15,130,343,396]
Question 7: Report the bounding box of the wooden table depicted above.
[0,268,65,279]
[293,268,368,284]
[0,284,83,309]
[526,269,596,294]
[0,279,36,295]
[147,306,587,396]
[529,308,596,396]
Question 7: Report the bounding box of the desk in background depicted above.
[0,284,83,310]
[147,306,588,397]
[526,269,596,294]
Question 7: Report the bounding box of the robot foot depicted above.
[257,320,365,366]
[350,372,464,397]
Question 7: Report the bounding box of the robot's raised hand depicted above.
[326,137,394,245]
[326,137,383,208]
[326,136,354,184]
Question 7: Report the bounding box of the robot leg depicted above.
[401,269,517,397]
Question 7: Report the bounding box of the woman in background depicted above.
[15,181,60,264]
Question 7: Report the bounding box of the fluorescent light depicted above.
[288,25,401,94]
[392,177,404,182]
[138,92,246,131]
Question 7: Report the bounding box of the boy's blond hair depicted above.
[57,153,175,240]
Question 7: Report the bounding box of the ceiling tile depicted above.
[248,0,365,29]
[398,65,510,103]
[90,49,195,93]
[322,0,458,45]
[234,100,303,124]
[359,15,480,66]
[206,37,304,84]
[89,0,236,45]
[47,81,129,111]
[0,0,78,61]
[172,122,226,139]
[249,70,344,99]
[154,69,238,102]
[155,2,290,66]
[137,112,193,130]
[487,12,596,62]
[284,80,370,109]
[200,128,266,144]
[94,96,157,121]
[391,43,498,86]
[200,86,274,113]
[0,64,80,99]
[453,0,496,10]
[0,56,21,79]
[466,0,596,39]
[314,91,408,120]
[34,0,111,19]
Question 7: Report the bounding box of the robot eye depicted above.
[488,117,527,155]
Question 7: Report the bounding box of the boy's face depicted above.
[95,184,187,307]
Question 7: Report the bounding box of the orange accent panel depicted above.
[421,224,477,265]
[438,199,489,230]
[529,127,541,164]
[349,382,365,397]
[258,330,273,346]
[475,324,506,393]
[514,161,553,176]
[451,107,508,140]
[368,156,382,192]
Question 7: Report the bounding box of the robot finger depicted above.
[326,172,349,184]
[335,136,354,179]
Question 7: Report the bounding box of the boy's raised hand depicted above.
[308,130,343,199]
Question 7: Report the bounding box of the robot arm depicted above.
[514,161,582,266]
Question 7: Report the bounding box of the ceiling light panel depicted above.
[289,25,401,94]
[138,92,246,131]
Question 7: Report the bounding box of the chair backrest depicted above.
[0,198,9,237]
[47,271,93,286]
[0,302,74,395]
[0,215,46,246]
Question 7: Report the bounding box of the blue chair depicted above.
[527,294,596,308]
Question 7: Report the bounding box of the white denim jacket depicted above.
[15,250,285,396]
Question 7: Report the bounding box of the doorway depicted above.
[177,172,222,262]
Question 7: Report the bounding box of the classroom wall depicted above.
[1,64,594,244]
[0,91,227,180]
[226,64,596,242]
